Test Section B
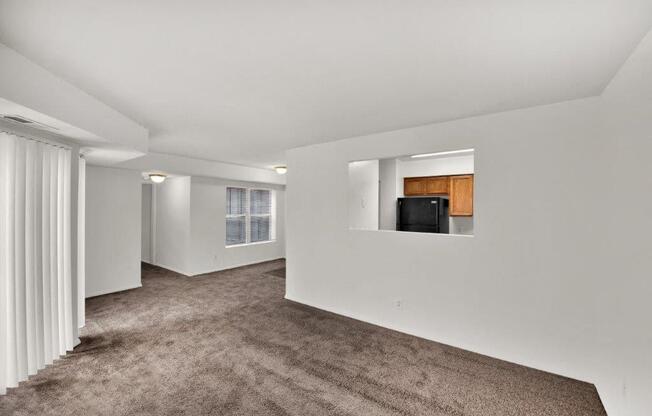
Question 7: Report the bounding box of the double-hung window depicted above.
[226,187,274,246]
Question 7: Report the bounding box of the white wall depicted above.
[85,166,141,297]
[189,177,286,275]
[595,30,652,416]
[151,176,286,276]
[378,159,398,230]
[286,31,652,415]
[348,160,379,230]
[287,97,614,411]
[141,184,152,263]
[153,176,191,275]
[449,216,473,236]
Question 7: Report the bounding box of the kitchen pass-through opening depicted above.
[348,149,474,236]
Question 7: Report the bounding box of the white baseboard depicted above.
[190,257,285,277]
[150,262,192,277]
[85,283,143,299]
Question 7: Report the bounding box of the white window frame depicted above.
[226,187,276,247]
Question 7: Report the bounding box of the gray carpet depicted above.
[0,260,606,415]
[265,267,286,279]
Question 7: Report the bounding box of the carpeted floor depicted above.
[265,266,286,279]
[0,260,606,416]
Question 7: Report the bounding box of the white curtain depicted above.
[0,132,75,395]
[77,156,85,328]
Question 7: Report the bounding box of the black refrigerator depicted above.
[396,197,449,234]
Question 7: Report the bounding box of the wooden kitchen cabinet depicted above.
[426,177,449,194]
[403,174,474,216]
[404,176,449,196]
[449,175,474,216]
[404,178,427,195]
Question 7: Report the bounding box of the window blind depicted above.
[226,188,247,245]
[250,190,271,243]
[225,188,273,246]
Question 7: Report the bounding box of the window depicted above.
[249,189,272,242]
[226,187,247,245]
[226,187,275,246]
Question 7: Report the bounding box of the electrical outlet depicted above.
[395,299,402,309]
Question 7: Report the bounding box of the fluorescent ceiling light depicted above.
[149,173,167,183]
[274,166,287,174]
[410,148,474,159]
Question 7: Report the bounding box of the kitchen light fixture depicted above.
[149,173,167,183]
[410,148,474,159]
[274,166,287,175]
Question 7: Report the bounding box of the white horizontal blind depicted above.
[250,190,271,243]
[225,187,274,246]
[226,187,247,245]
[0,132,75,395]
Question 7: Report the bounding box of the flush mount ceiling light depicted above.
[410,148,474,159]
[149,173,167,183]
[274,166,287,175]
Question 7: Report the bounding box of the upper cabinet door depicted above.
[404,178,427,195]
[449,175,474,216]
[426,177,449,194]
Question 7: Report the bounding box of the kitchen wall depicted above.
[286,30,652,415]
[85,165,142,297]
[449,217,473,236]
[348,160,379,230]
[378,159,398,230]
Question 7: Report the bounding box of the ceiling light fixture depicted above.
[149,173,167,183]
[410,148,474,159]
[274,166,287,175]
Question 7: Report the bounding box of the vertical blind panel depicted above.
[62,150,73,351]
[14,139,27,381]
[25,141,37,375]
[41,146,52,367]
[50,149,60,359]
[77,157,86,328]
[0,136,6,395]
[0,132,74,395]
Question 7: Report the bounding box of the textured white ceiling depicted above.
[1,0,650,167]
